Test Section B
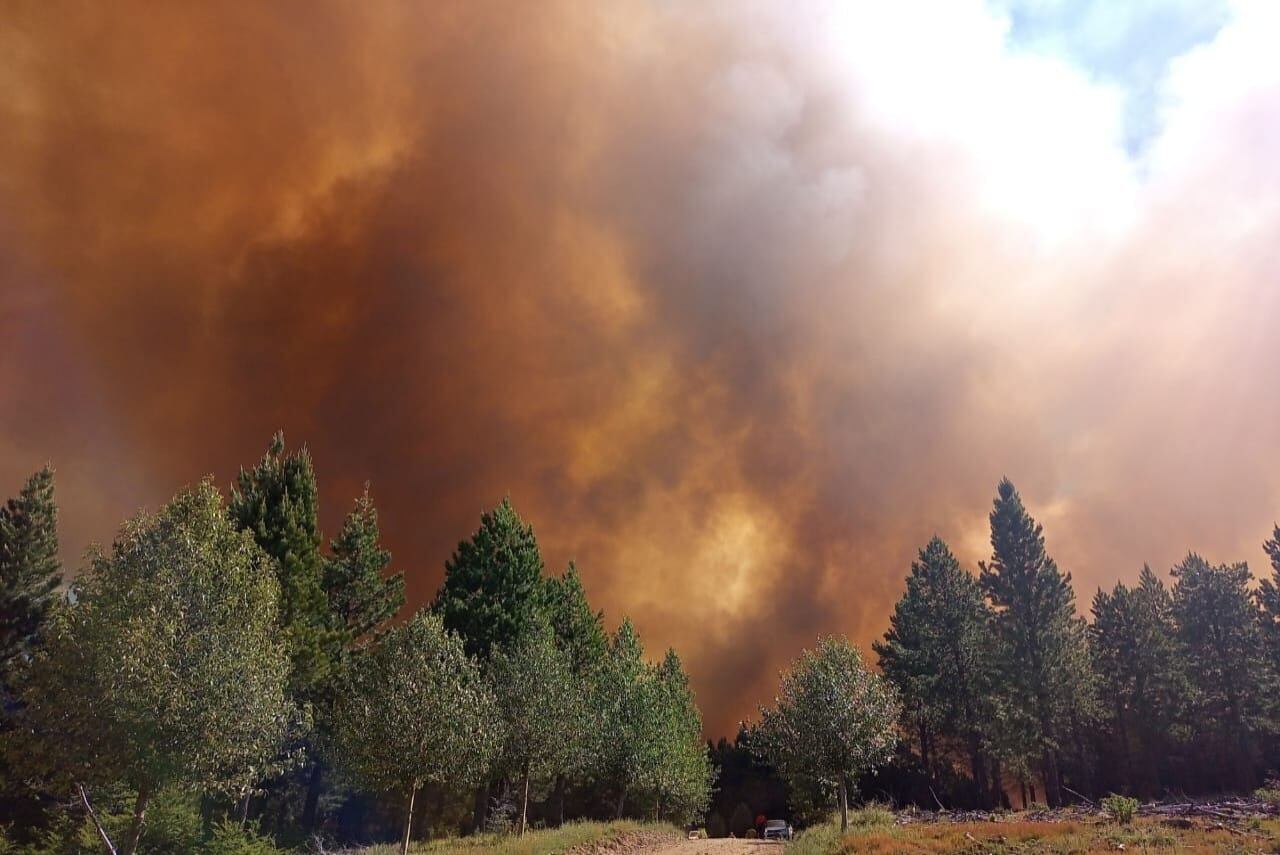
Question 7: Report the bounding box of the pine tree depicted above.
[1089,566,1184,796]
[228,432,336,698]
[874,536,998,804]
[297,487,407,829]
[0,466,62,701]
[433,497,546,662]
[1258,527,1280,686]
[1170,553,1266,791]
[543,562,608,677]
[979,479,1092,808]
[323,487,405,646]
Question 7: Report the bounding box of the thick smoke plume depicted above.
[3,1,1279,734]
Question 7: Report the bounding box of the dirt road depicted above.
[646,839,786,855]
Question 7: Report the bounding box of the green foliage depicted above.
[229,432,337,698]
[1258,528,1280,706]
[434,498,546,662]
[873,536,995,796]
[1171,553,1266,787]
[753,636,898,830]
[332,610,499,849]
[1089,566,1185,796]
[979,479,1093,807]
[1254,780,1280,806]
[543,563,607,678]
[705,812,727,838]
[848,802,895,828]
[785,822,841,855]
[1101,793,1138,824]
[323,487,405,647]
[14,479,298,852]
[0,466,61,694]
[640,650,714,825]
[198,821,282,855]
[489,622,584,832]
[592,622,712,824]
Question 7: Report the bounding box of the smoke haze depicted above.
[3,1,1279,734]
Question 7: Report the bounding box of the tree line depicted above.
[0,434,711,855]
[707,477,1280,836]
[873,478,1280,808]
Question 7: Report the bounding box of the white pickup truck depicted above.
[762,820,793,841]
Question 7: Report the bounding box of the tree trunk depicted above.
[401,785,418,855]
[238,790,252,827]
[990,756,1007,809]
[472,782,489,834]
[77,784,119,855]
[838,779,849,832]
[1041,747,1062,808]
[615,788,626,820]
[552,775,566,827]
[967,737,989,808]
[519,766,531,837]
[122,787,151,855]
[918,722,931,780]
[302,761,325,830]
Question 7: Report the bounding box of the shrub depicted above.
[1255,780,1280,807]
[199,821,283,855]
[848,803,895,828]
[1103,794,1139,825]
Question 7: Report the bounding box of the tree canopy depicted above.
[753,636,898,831]
[15,480,296,855]
[332,610,498,854]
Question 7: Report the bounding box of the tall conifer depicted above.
[0,466,61,697]
[875,536,998,804]
[323,487,405,646]
[1171,553,1266,790]
[1089,566,1183,796]
[433,497,545,662]
[229,432,335,697]
[979,479,1091,807]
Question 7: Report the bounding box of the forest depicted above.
[3,436,1280,853]
[0,434,711,854]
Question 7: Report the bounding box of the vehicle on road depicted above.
[762,820,792,841]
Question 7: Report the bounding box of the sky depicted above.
[2,1,1279,737]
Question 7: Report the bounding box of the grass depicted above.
[792,813,1280,855]
[357,820,679,855]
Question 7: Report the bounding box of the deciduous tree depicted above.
[489,623,583,835]
[332,610,498,855]
[15,480,297,855]
[753,636,898,831]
